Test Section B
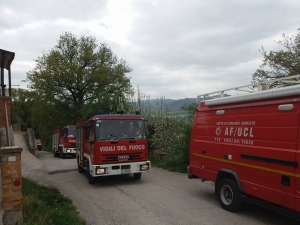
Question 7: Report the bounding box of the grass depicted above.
[22,177,86,225]
[149,151,188,173]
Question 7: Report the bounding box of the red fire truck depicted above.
[35,138,42,151]
[52,125,76,158]
[76,111,151,184]
[188,75,300,220]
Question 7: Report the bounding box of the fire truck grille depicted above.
[102,152,143,162]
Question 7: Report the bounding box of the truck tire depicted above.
[133,173,142,180]
[86,161,96,184]
[77,158,85,173]
[217,179,244,212]
[53,149,59,157]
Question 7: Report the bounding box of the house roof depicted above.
[0,49,15,70]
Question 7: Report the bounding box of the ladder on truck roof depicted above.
[197,74,300,103]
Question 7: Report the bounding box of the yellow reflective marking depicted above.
[193,153,300,178]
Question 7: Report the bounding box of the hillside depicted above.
[141,94,228,114]
[141,98,198,114]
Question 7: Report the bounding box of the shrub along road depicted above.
[16,133,298,225]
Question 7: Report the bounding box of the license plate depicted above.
[121,169,130,174]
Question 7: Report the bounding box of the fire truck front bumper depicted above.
[92,161,151,177]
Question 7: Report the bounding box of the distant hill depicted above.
[168,98,197,109]
[140,98,198,115]
[140,94,230,114]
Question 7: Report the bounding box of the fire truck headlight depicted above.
[66,149,71,153]
[140,164,149,171]
[96,167,106,174]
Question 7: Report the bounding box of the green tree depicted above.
[26,32,133,124]
[181,103,198,120]
[30,96,73,148]
[11,88,36,130]
[252,28,300,86]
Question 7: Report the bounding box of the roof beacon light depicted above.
[98,110,104,115]
[136,111,140,115]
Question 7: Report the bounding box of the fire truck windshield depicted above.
[96,120,145,140]
[68,127,76,137]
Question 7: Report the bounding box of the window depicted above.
[96,119,145,140]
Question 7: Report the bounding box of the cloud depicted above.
[1,0,300,99]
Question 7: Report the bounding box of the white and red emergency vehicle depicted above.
[52,125,76,158]
[76,110,151,184]
[35,138,42,151]
[188,74,300,220]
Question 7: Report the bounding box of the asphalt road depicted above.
[16,133,299,225]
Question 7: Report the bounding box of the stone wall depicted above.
[1,147,23,225]
[0,97,22,224]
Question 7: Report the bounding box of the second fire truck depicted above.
[52,125,76,158]
[76,110,151,184]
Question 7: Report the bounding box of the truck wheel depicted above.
[217,179,243,212]
[53,150,58,157]
[133,173,142,180]
[86,161,96,184]
[77,158,85,173]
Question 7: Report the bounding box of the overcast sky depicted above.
[1,0,299,99]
